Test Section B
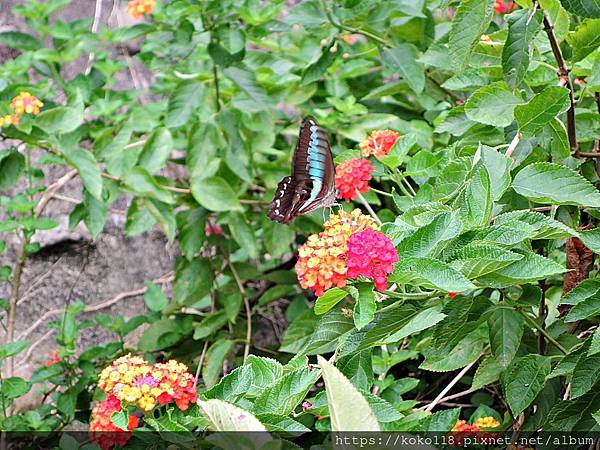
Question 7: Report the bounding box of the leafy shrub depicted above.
[1,0,600,446]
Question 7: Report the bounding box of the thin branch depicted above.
[85,0,103,75]
[594,92,600,153]
[227,260,252,363]
[4,169,78,378]
[213,63,221,112]
[18,329,53,365]
[422,357,479,412]
[541,11,578,153]
[519,310,568,354]
[17,273,174,341]
[505,132,522,158]
[356,190,383,226]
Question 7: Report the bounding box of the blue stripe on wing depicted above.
[300,125,329,209]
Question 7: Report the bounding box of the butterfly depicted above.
[268,117,336,224]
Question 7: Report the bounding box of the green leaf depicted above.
[381,44,425,94]
[144,282,168,311]
[590,328,600,356]
[35,106,83,134]
[565,295,600,322]
[301,42,341,85]
[477,249,566,287]
[317,356,380,431]
[546,387,600,431]
[396,212,462,258]
[480,146,512,201]
[0,150,25,191]
[198,399,271,435]
[1,377,31,399]
[390,257,476,292]
[314,288,348,315]
[384,306,447,343]
[512,162,600,207]
[165,80,205,128]
[493,209,576,239]
[559,0,600,17]
[448,0,494,71]
[0,340,29,358]
[579,228,600,254]
[193,311,228,340]
[515,87,570,137]
[352,283,376,330]
[191,176,242,212]
[464,81,523,127]
[245,355,284,397]
[203,365,252,402]
[561,278,600,305]
[472,355,503,390]
[489,307,524,368]
[567,19,600,62]
[0,31,41,50]
[502,9,542,87]
[456,165,492,229]
[203,339,235,389]
[428,408,461,432]
[111,410,130,431]
[63,149,103,200]
[223,66,269,109]
[138,127,173,173]
[122,167,175,204]
[542,118,570,160]
[83,191,107,239]
[253,368,319,416]
[138,318,183,351]
[449,242,523,279]
[173,257,213,306]
[571,351,600,398]
[228,212,258,259]
[502,354,551,416]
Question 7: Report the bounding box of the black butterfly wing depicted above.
[268,117,335,224]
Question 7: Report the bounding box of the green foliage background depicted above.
[1,0,600,442]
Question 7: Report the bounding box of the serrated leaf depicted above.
[502,354,551,416]
[317,356,380,431]
[0,340,29,358]
[144,281,168,311]
[165,80,204,128]
[480,146,512,201]
[122,167,174,204]
[301,42,341,85]
[63,149,103,200]
[245,355,284,397]
[384,306,446,343]
[566,18,600,62]
[191,176,242,212]
[224,66,269,109]
[0,150,25,191]
[381,44,425,94]
[546,387,600,431]
[390,257,476,292]
[571,351,600,398]
[561,278,600,305]
[448,0,495,71]
[464,81,523,127]
[253,368,319,416]
[476,249,566,287]
[35,106,83,134]
[203,365,252,402]
[203,339,235,389]
[515,87,570,137]
[198,399,270,435]
[456,165,492,229]
[421,328,485,371]
[493,209,576,239]
[590,328,600,356]
[449,242,523,279]
[228,212,258,259]
[138,127,173,173]
[314,288,348,315]
[502,9,542,87]
[352,283,376,330]
[565,294,600,322]
[489,307,524,368]
[0,31,41,50]
[397,211,463,258]
[560,0,600,17]
[471,355,503,390]
[512,162,600,207]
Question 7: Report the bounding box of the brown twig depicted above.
[4,169,78,378]
[541,11,578,153]
[17,273,174,341]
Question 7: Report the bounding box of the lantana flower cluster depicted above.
[89,395,139,450]
[0,92,43,128]
[97,354,197,412]
[127,0,156,19]
[334,129,400,202]
[452,416,500,432]
[295,209,398,296]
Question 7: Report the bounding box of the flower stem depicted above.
[356,190,382,226]
[519,310,568,355]
[370,187,393,197]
